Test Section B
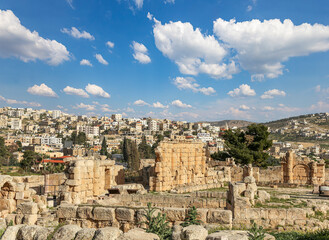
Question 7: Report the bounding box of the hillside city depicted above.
[1,106,329,171]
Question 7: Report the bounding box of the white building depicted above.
[148,120,158,131]
[41,137,62,145]
[52,110,62,119]
[111,114,122,122]
[77,125,100,137]
[11,118,22,130]
[197,133,213,143]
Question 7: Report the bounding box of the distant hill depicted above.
[206,120,254,128]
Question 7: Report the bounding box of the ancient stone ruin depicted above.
[281,150,325,185]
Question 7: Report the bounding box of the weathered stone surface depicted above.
[0,217,6,230]
[115,208,135,222]
[52,224,81,240]
[1,224,25,240]
[93,207,115,221]
[16,225,45,240]
[74,228,96,240]
[93,227,123,240]
[57,205,78,219]
[33,227,53,240]
[16,202,38,215]
[207,210,232,225]
[117,228,160,240]
[180,225,208,240]
[206,231,275,240]
[257,190,270,203]
[163,208,186,222]
[77,206,93,219]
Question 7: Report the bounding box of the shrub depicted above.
[142,203,172,240]
[181,206,202,227]
[248,222,266,240]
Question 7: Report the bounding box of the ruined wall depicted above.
[281,151,325,185]
[56,204,232,230]
[61,157,125,204]
[149,141,230,192]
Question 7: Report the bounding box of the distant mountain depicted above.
[206,120,255,128]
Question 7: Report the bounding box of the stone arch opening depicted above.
[293,164,310,184]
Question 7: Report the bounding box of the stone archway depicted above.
[293,164,310,184]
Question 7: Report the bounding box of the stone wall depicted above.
[149,141,230,192]
[56,204,233,230]
[98,192,227,209]
[60,157,125,205]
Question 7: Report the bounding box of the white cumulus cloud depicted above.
[61,27,95,40]
[106,41,114,48]
[95,54,108,65]
[147,12,153,21]
[171,100,192,108]
[227,84,256,97]
[132,41,151,64]
[153,19,238,79]
[27,83,58,97]
[0,10,70,65]
[85,84,110,98]
[0,95,41,107]
[80,59,92,66]
[133,99,149,106]
[134,0,143,9]
[73,103,95,111]
[153,102,168,108]
[63,86,89,98]
[239,105,250,110]
[213,18,329,81]
[173,77,216,95]
[261,89,286,99]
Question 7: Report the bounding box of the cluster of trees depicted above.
[0,137,11,165]
[211,124,273,167]
[64,131,87,145]
[122,137,140,170]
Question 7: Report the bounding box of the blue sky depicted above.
[0,0,329,122]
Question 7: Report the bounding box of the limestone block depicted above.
[16,225,45,240]
[93,227,123,240]
[117,228,160,240]
[207,210,232,225]
[116,208,135,222]
[206,230,275,240]
[163,208,186,222]
[17,202,38,215]
[23,214,38,225]
[287,208,306,220]
[181,225,208,240]
[257,190,270,203]
[268,209,287,220]
[15,214,24,224]
[93,207,115,221]
[57,205,77,219]
[77,206,93,219]
[75,228,96,240]
[52,224,81,240]
[1,224,25,240]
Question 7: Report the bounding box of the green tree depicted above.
[139,136,154,159]
[20,151,41,172]
[100,137,108,156]
[181,206,202,227]
[122,137,140,170]
[0,137,11,166]
[221,124,272,167]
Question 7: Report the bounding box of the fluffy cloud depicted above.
[133,99,149,106]
[73,103,95,111]
[134,0,143,9]
[131,41,151,64]
[153,19,237,79]
[171,99,192,108]
[27,83,58,97]
[61,27,94,40]
[153,102,168,108]
[261,89,286,99]
[164,0,175,3]
[85,84,110,98]
[95,54,108,65]
[213,18,329,81]
[106,41,114,48]
[63,86,89,98]
[239,104,250,110]
[0,95,41,107]
[173,77,215,95]
[80,59,92,66]
[263,106,275,111]
[227,84,256,97]
[147,12,153,20]
[0,10,69,65]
